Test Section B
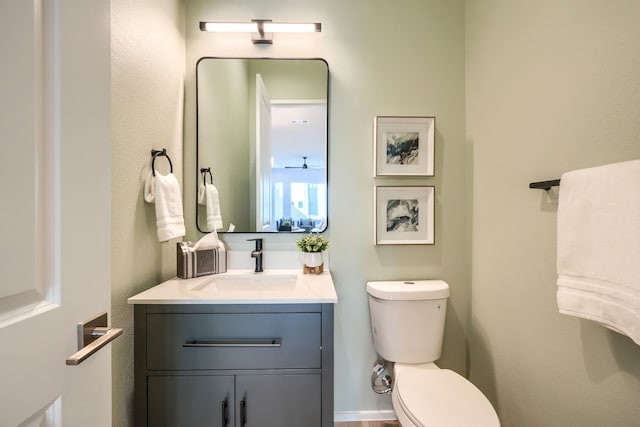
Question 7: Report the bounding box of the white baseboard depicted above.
[334,410,397,422]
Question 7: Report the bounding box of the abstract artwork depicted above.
[386,198,419,232]
[374,186,434,245]
[374,116,435,176]
[386,132,419,165]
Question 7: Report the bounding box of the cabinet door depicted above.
[148,375,235,427]
[236,374,322,427]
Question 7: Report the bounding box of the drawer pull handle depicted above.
[183,339,281,348]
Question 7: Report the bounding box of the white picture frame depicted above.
[374,116,435,176]
[374,186,435,245]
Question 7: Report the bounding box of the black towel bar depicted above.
[529,179,560,191]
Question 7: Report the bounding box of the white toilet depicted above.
[367,280,500,427]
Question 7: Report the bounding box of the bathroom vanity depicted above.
[128,270,337,427]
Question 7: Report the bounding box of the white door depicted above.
[256,74,272,231]
[0,1,113,426]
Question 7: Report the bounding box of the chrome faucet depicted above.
[248,238,263,272]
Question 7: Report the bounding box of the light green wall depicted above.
[111,0,185,425]
[111,0,466,423]
[184,0,467,416]
[466,1,640,426]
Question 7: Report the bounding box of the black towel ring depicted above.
[201,167,213,184]
[151,149,173,176]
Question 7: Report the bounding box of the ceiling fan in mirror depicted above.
[284,156,322,170]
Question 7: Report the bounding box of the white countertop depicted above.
[127,269,337,305]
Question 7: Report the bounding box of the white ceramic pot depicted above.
[303,252,323,267]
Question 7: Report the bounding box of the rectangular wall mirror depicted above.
[196,58,329,233]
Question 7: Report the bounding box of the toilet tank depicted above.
[367,280,449,364]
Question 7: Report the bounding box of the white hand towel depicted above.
[557,159,640,345]
[198,182,223,231]
[144,171,186,242]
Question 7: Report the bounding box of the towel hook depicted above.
[151,149,173,177]
[201,167,213,184]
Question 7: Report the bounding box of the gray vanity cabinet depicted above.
[134,304,333,427]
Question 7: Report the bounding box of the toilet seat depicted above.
[393,368,500,427]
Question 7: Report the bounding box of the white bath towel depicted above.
[144,171,186,242]
[198,182,223,231]
[557,159,640,345]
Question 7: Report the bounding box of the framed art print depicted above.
[374,116,435,176]
[374,186,435,245]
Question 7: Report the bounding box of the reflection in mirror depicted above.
[196,58,328,233]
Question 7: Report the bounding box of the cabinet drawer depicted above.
[146,313,321,370]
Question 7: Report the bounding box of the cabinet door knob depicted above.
[221,399,228,426]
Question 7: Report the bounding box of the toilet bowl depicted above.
[392,363,499,427]
[367,280,500,427]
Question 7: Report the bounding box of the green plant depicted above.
[295,233,330,253]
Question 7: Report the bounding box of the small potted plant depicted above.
[295,232,330,270]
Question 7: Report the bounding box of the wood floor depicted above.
[334,422,400,427]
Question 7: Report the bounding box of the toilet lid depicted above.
[395,369,500,427]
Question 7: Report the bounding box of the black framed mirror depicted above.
[196,58,329,233]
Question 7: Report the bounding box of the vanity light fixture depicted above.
[199,19,321,45]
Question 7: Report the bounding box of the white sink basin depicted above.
[192,273,297,292]
[127,269,337,305]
